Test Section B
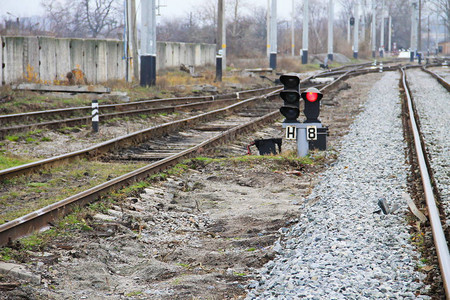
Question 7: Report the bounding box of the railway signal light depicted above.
[279,74,301,123]
[350,17,355,26]
[301,87,323,123]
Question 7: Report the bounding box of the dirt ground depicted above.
[0,73,383,300]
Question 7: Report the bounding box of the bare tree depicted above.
[41,0,123,38]
[307,0,328,53]
[427,0,449,40]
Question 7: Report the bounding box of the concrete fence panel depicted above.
[0,38,3,85]
[3,37,24,84]
[0,36,214,85]
[156,42,166,71]
[117,42,126,81]
[83,40,97,84]
[69,39,85,72]
[38,37,57,83]
[23,37,39,81]
[106,41,120,80]
[55,38,71,82]
[96,40,107,83]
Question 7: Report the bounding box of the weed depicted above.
[6,135,20,142]
[125,291,143,297]
[27,182,48,188]
[0,247,13,261]
[0,154,33,169]
[177,263,192,269]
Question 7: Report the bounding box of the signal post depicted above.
[279,74,327,157]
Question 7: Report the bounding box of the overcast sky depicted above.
[0,0,297,20]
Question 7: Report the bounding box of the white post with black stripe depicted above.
[92,99,99,133]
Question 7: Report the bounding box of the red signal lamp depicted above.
[301,87,323,103]
[306,91,318,102]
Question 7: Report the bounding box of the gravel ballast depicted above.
[247,71,429,299]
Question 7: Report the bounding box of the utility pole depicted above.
[380,0,385,57]
[126,0,132,82]
[354,1,359,59]
[216,0,226,79]
[267,0,271,57]
[270,0,277,69]
[127,0,139,82]
[302,0,309,64]
[291,0,295,56]
[327,0,334,61]
[347,18,351,43]
[140,0,156,86]
[371,0,376,58]
[418,0,422,52]
[361,0,365,42]
[388,15,392,53]
[410,1,418,61]
[427,15,430,55]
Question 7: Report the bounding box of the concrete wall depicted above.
[0,36,215,85]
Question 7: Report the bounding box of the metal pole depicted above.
[216,0,224,80]
[267,0,271,57]
[92,100,99,133]
[388,15,392,53]
[347,18,351,43]
[361,0,365,42]
[130,0,139,81]
[221,0,226,71]
[327,0,333,61]
[380,0,384,57]
[140,0,156,86]
[427,14,430,55]
[126,0,132,82]
[410,1,418,61]
[418,0,422,52]
[291,0,295,56]
[216,55,222,82]
[371,0,376,58]
[270,0,277,69]
[353,0,359,59]
[302,0,309,64]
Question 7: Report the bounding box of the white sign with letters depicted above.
[306,126,317,141]
[285,126,297,140]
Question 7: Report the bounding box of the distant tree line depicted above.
[0,0,448,59]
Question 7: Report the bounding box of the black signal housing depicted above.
[301,87,323,123]
[279,74,301,123]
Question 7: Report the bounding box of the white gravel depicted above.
[246,71,430,299]
[406,68,450,227]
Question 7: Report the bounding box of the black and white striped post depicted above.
[92,99,99,133]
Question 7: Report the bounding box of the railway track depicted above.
[0,64,382,245]
[0,86,281,138]
[0,86,290,245]
[246,64,449,299]
[1,62,448,298]
[402,67,450,296]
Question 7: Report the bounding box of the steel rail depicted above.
[0,86,281,127]
[0,109,281,246]
[0,98,239,138]
[421,67,450,92]
[0,92,281,181]
[0,63,389,246]
[0,66,402,180]
[401,68,450,297]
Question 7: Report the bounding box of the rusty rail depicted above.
[0,109,280,246]
[401,68,450,297]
